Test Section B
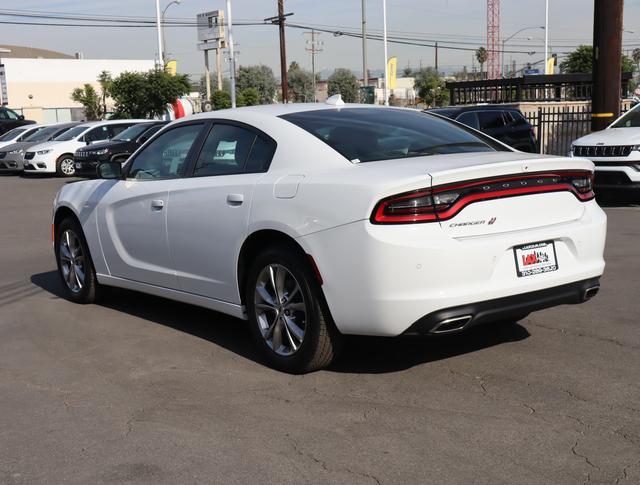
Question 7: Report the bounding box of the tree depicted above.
[97,70,112,117]
[403,66,413,77]
[414,67,449,108]
[560,45,635,74]
[70,84,102,120]
[211,90,231,110]
[475,47,488,79]
[287,62,316,102]
[633,48,640,71]
[241,87,261,106]
[327,68,360,103]
[236,65,277,104]
[109,69,191,119]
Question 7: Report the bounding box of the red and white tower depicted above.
[486,0,501,79]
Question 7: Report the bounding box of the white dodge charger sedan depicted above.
[52,100,606,373]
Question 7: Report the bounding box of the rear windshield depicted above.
[54,126,88,141]
[0,127,28,141]
[610,106,640,128]
[280,108,503,163]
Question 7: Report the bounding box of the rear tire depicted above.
[56,154,76,177]
[245,246,344,374]
[55,217,99,303]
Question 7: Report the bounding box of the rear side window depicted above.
[478,111,506,130]
[0,110,9,120]
[456,112,480,130]
[193,123,275,176]
[84,126,110,143]
[281,108,503,163]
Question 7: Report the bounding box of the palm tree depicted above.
[475,47,488,80]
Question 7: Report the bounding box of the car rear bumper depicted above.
[403,277,600,334]
[299,200,606,337]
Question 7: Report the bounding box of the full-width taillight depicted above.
[371,171,595,225]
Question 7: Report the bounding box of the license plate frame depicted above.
[513,240,558,278]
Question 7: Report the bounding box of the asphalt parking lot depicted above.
[1,175,639,485]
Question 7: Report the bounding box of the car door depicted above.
[96,122,206,289]
[167,121,277,303]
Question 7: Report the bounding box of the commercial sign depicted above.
[0,64,8,106]
[197,10,226,49]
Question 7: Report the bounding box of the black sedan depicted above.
[74,121,167,177]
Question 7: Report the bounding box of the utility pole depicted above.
[435,42,438,71]
[382,0,389,105]
[362,0,368,86]
[305,30,323,102]
[226,0,236,108]
[204,51,212,100]
[592,0,624,131]
[266,2,293,103]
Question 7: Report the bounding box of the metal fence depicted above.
[524,105,630,156]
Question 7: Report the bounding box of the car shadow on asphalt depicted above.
[31,270,531,374]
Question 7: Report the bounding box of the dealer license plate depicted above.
[513,241,558,277]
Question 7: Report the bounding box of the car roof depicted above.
[189,102,390,121]
[75,119,150,129]
[427,105,522,114]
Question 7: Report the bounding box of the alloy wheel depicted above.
[59,229,86,293]
[254,264,307,356]
[60,158,75,176]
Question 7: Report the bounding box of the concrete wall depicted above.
[2,58,155,122]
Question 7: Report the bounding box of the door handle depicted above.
[226,193,244,206]
[151,199,165,210]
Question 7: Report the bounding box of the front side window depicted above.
[478,112,506,130]
[193,124,256,177]
[281,108,503,163]
[0,110,10,120]
[5,109,19,120]
[128,123,203,179]
[610,106,640,128]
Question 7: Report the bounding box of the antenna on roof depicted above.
[325,94,345,106]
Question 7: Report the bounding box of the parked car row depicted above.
[0,119,165,177]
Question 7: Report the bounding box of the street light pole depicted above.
[544,0,549,73]
[162,0,182,62]
[382,0,389,105]
[501,26,544,77]
[362,0,368,86]
[227,0,237,108]
[155,0,164,67]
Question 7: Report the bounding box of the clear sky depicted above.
[2,0,640,79]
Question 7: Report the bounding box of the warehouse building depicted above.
[0,44,154,123]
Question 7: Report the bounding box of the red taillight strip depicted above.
[371,171,594,225]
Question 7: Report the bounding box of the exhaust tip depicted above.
[431,315,473,334]
[583,285,600,301]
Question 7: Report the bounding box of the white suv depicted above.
[570,104,640,198]
[23,119,147,176]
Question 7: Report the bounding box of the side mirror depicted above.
[97,161,123,179]
[18,115,25,120]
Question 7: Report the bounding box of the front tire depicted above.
[56,154,76,177]
[55,217,99,303]
[245,246,344,373]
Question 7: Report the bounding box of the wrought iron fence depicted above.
[524,105,629,156]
